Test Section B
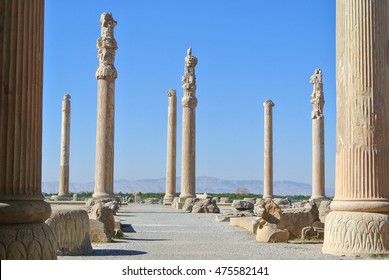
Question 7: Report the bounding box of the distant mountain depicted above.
[42,176,334,196]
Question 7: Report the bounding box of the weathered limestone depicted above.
[58,94,71,197]
[0,0,57,260]
[231,200,254,211]
[163,89,177,205]
[180,48,198,200]
[263,100,275,199]
[230,217,259,233]
[191,198,220,213]
[256,199,289,242]
[93,13,118,199]
[310,69,325,200]
[89,202,115,242]
[46,209,92,256]
[323,0,389,256]
[282,202,319,239]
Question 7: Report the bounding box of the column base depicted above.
[163,195,175,205]
[322,211,389,256]
[92,192,115,200]
[0,222,57,260]
[52,194,72,201]
[174,197,191,209]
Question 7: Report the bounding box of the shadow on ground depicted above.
[127,238,171,242]
[92,249,147,256]
[121,224,136,232]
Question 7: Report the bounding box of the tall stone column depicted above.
[0,0,57,259]
[323,0,389,256]
[310,69,325,200]
[180,48,198,200]
[164,89,177,205]
[58,94,71,197]
[263,100,274,199]
[93,13,118,199]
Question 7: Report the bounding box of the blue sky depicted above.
[42,0,336,188]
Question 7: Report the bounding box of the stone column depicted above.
[323,0,389,256]
[93,13,118,199]
[180,48,198,200]
[163,89,177,205]
[310,69,325,200]
[0,0,57,259]
[58,94,71,197]
[263,100,274,199]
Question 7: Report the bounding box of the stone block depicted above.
[192,198,220,213]
[45,209,92,256]
[231,200,254,211]
[318,200,331,223]
[230,217,259,233]
[89,219,110,242]
[282,202,319,239]
[256,223,289,243]
[89,202,115,242]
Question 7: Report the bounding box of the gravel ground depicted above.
[58,203,369,260]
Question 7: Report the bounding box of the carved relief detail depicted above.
[96,13,118,80]
[182,48,198,98]
[310,68,325,119]
[45,209,92,256]
[182,96,198,108]
[323,211,389,255]
[0,223,57,260]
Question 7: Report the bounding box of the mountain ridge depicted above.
[42,176,334,196]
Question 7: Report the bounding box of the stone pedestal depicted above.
[323,0,389,256]
[164,89,177,205]
[93,13,118,199]
[310,69,325,200]
[180,48,198,201]
[0,0,57,259]
[58,94,71,197]
[263,100,274,199]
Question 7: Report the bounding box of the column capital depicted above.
[263,99,275,107]
[167,89,176,97]
[310,68,324,119]
[96,13,118,80]
[63,94,71,102]
[182,48,198,97]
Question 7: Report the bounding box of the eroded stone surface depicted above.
[282,202,319,239]
[89,202,115,242]
[231,200,254,211]
[46,209,92,256]
[256,199,289,243]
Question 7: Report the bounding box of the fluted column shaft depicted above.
[0,0,57,259]
[164,89,177,204]
[180,48,198,200]
[323,0,389,256]
[93,13,117,199]
[310,69,325,200]
[263,100,274,199]
[58,94,71,196]
[332,0,389,212]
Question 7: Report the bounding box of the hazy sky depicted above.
[42,0,336,188]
